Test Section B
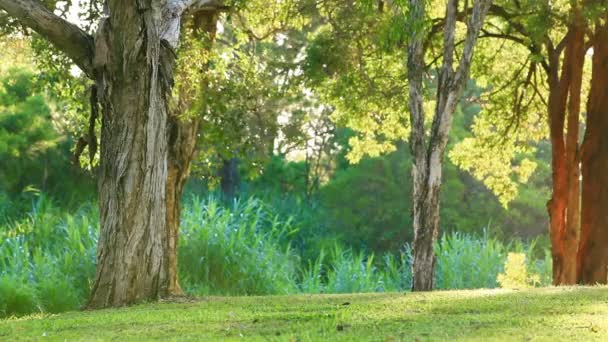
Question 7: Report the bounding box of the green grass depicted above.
[1,287,607,341]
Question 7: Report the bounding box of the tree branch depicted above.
[160,0,226,48]
[453,0,492,89]
[0,0,94,77]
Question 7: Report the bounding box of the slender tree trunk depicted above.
[546,9,585,285]
[88,3,177,307]
[166,117,200,295]
[410,156,443,290]
[546,41,570,286]
[578,17,608,285]
[165,10,219,295]
[562,13,585,285]
[220,157,240,200]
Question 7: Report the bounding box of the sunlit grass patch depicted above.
[1,286,607,341]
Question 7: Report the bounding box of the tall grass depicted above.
[179,196,299,295]
[0,194,552,318]
[0,195,97,317]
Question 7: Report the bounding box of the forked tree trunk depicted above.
[547,12,585,285]
[578,17,608,285]
[407,0,491,291]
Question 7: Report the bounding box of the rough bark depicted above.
[87,0,181,308]
[1,0,225,308]
[407,0,492,291]
[578,17,608,285]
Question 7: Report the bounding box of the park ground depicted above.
[1,287,607,341]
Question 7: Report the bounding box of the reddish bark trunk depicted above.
[578,18,608,285]
[562,14,585,285]
[546,10,585,285]
[547,44,571,285]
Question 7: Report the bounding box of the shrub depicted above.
[0,274,38,317]
[497,253,540,289]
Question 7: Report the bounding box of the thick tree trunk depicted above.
[578,18,608,285]
[0,0,224,309]
[88,2,180,308]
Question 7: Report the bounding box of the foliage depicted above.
[0,68,60,194]
[0,275,38,318]
[0,49,94,203]
[434,232,506,290]
[497,253,541,289]
[320,149,412,252]
[320,143,550,252]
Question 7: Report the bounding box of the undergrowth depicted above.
[0,194,552,318]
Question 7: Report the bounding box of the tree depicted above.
[406,0,492,290]
[450,1,608,285]
[578,14,608,284]
[0,0,226,308]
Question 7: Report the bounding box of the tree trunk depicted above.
[0,0,225,309]
[166,117,200,295]
[578,17,608,285]
[407,0,491,291]
[410,157,443,290]
[546,10,585,285]
[88,2,178,307]
[165,10,220,295]
[562,14,585,285]
[220,157,240,200]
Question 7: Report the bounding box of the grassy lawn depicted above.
[1,287,607,341]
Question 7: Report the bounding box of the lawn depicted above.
[1,287,607,341]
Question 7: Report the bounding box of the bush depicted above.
[497,253,540,289]
[0,274,38,317]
